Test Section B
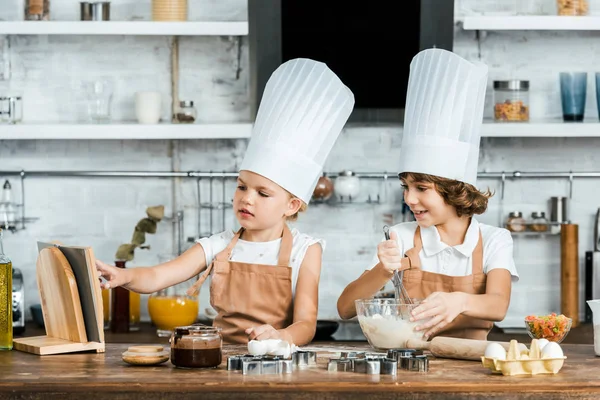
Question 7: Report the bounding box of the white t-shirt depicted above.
[196,228,325,296]
[368,218,519,281]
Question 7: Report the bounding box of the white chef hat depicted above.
[240,58,355,204]
[399,48,488,186]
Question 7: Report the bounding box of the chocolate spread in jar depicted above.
[170,325,223,368]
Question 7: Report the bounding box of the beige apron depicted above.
[398,226,493,340]
[188,226,294,344]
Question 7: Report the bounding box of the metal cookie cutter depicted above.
[406,355,429,373]
[327,356,397,376]
[227,355,294,375]
[292,350,317,367]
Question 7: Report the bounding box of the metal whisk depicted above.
[383,225,413,306]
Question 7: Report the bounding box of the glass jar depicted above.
[494,80,530,122]
[176,100,196,123]
[530,211,549,232]
[25,0,50,20]
[170,324,222,368]
[557,0,589,15]
[148,254,199,337]
[0,229,13,350]
[506,211,526,232]
[0,96,23,124]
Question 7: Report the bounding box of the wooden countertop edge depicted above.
[2,382,600,393]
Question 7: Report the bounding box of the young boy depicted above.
[337,49,518,341]
[96,58,354,346]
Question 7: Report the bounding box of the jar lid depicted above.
[180,100,194,107]
[493,80,529,90]
[508,211,523,218]
[531,211,546,218]
[338,170,356,177]
[175,324,221,336]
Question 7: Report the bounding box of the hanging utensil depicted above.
[383,225,412,307]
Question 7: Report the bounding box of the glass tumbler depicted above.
[148,254,200,337]
[560,72,587,122]
[85,79,113,123]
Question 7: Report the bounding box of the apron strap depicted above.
[397,226,423,272]
[277,225,293,266]
[471,231,484,274]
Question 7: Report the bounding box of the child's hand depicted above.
[245,325,282,341]
[95,259,129,289]
[377,230,402,274]
[410,291,468,340]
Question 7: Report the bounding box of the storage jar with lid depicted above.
[335,170,361,200]
[557,0,588,15]
[493,80,530,122]
[176,100,196,123]
[170,324,222,368]
[506,211,526,232]
[530,211,549,232]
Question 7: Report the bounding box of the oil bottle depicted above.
[0,228,12,350]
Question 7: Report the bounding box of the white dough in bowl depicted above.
[358,313,424,349]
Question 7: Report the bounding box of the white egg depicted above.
[268,341,292,358]
[537,338,550,350]
[517,343,528,355]
[248,340,267,355]
[484,342,507,360]
[541,342,564,359]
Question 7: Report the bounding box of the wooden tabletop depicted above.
[1,341,600,399]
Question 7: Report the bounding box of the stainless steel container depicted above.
[80,2,110,21]
[550,196,569,223]
[0,96,22,124]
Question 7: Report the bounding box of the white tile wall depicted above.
[1,0,598,328]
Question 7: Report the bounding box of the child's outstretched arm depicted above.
[246,243,323,346]
[337,231,401,319]
[95,243,208,294]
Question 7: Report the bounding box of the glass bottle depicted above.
[102,285,140,331]
[148,254,199,337]
[25,0,50,21]
[110,260,130,333]
[0,229,13,350]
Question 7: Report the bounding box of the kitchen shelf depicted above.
[462,16,600,31]
[0,21,248,36]
[481,120,600,137]
[0,123,253,140]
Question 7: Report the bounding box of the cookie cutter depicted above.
[327,349,429,375]
[386,348,427,372]
[227,351,316,375]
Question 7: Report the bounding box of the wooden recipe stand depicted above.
[13,243,105,355]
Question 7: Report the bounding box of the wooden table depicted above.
[1,341,600,399]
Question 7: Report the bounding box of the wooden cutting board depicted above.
[37,247,88,343]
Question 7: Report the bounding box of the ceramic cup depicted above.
[135,91,162,124]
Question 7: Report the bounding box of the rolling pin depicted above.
[406,337,510,361]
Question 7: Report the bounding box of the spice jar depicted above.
[176,100,196,123]
[170,324,222,368]
[506,211,526,232]
[557,0,588,15]
[494,80,529,122]
[530,211,549,232]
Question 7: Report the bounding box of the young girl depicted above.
[96,58,354,346]
[337,49,518,341]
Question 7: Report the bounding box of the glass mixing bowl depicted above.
[355,298,428,350]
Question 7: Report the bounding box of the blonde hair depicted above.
[400,172,494,218]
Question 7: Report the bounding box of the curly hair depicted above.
[399,172,494,217]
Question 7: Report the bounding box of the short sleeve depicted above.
[196,230,233,267]
[484,228,519,282]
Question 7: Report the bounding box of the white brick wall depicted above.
[1,0,598,328]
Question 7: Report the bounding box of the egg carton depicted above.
[227,351,317,375]
[327,349,428,375]
[481,339,567,376]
